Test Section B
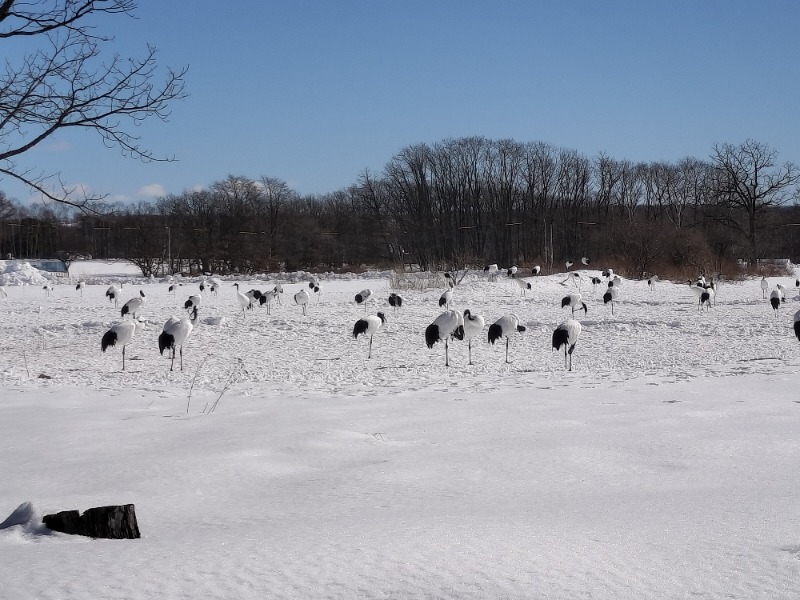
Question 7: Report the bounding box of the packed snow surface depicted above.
[1,261,800,599]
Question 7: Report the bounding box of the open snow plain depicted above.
[2,262,800,599]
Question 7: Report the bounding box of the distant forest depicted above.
[1,137,799,279]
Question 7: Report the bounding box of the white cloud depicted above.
[138,183,166,198]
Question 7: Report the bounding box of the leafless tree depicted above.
[709,139,800,259]
[0,0,188,209]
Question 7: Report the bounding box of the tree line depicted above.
[1,137,799,279]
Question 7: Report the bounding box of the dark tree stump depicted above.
[43,504,140,539]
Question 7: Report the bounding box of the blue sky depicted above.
[4,0,799,205]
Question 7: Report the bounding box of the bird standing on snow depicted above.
[75,281,85,296]
[552,319,582,371]
[184,293,202,313]
[761,277,768,299]
[294,288,310,315]
[353,312,387,359]
[272,283,284,305]
[561,293,588,316]
[106,284,123,307]
[355,289,373,312]
[565,260,574,271]
[769,289,781,316]
[439,289,453,309]
[591,276,602,290]
[794,310,800,341]
[776,283,788,303]
[425,310,465,367]
[531,265,542,276]
[462,309,486,365]
[308,277,321,301]
[603,285,619,315]
[101,319,142,371]
[488,314,526,364]
[484,264,499,281]
[121,290,146,319]
[233,283,252,315]
[388,292,403,313]
[43,284,54,296]
[259,289,277,314]
[561,272,581,289]
[514,277,532,296]
[507,266,518,278]
[158,307,200,371]
[648,275,659,291]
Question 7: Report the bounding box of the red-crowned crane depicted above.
[106,284,123,307]
[561,272,581,289]
[770,289,781,316]
[273,283,284,305]
[794,309,800,341]
[514,277,532,296]
[42,283,54,296]
[552,318,582,371]
[388,292,403,313]
[484,264,499,281]
[488,314,526,364]
[581,256,590,266]
[603,285,619,315]
[531,265,542,276]
[294,288,310,315]
[353,312,387,359]
[233,283,252,315]
[101,319,142,371]
[565,260,574,270]
[439,289,453,309]
[462,309,486,365]
[777,283,788,303]
[591,276,602,290]
[648,275,659,291]
[561,293,588,316]
[761,276,768,299]
[120,290,146,319]
[308,277,321,301]
[355,289,373,312]
[258,288,277,314]
[75,281,85,296]
[158,307,200,371]
[425,309,464,367]
[184,293,202,313]
[507,266,518,278]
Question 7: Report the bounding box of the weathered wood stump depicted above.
[43,504,140,539]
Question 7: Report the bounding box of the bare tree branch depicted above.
[1,0,187,209]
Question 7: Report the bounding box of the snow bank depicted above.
[0,261,50,286]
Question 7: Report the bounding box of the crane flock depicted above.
[6,262,794,375]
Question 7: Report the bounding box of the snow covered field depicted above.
[2,261,800,599]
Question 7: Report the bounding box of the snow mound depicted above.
[0,501,50,538]
[0,261,50,287]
